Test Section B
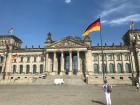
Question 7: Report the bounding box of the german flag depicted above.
[83,18,101,36]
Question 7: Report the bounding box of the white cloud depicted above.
[65,0,71,4]
[109,14,140,25]
[100,4,126,17]
[98,0,140,26]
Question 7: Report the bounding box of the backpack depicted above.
[107,84,112,93]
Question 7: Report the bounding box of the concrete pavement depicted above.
[0,85,139,105]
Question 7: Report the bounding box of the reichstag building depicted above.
[0,29,140,85]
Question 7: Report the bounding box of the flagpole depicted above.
[99,18,105,81]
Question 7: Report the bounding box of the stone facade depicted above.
[0,30,140,85]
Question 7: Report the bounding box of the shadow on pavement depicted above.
[91,100,105,105]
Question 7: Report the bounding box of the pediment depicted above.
[48,39,87,48]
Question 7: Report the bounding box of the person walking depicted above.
[136,82,139,91]
[103,80,112,105]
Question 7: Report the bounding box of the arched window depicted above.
[125,63,131,73]
[13,65,16,74]
[19,65,23,74]
[94,64,99,73]
[117,63,123,73]
[109,63,115,73]
[40,64,43,74]
[26,65,30,74]
[33,65,37,74]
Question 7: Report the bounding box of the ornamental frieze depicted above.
[51,40,84,48]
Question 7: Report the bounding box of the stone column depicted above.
[47,53,51,75]
[121,53,125,73]
[45,53,48,74]
[114,53,117,73]
[129,52,136,82]
[106,54,109,73]
[136,51,140,78]
[53,52,57,75]
[77,51,82,76]
[30,64,33,74]
[23,65,26,74]
[98,54,102,73]
[17,64,19,74]
[60,51,64,75]
[86,50,93,75]
[5,53,12,74]
[131,52,136,73]
[69,51,72,75]
[36,64,39,74]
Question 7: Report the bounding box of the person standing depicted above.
[103,80,112,105]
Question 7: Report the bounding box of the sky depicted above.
[0,0,140,48]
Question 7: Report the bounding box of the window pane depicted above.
[13,65,16,74]
[33,65,36,74]
[93,54,98,61]
[19,65,23,74]
[125,63,131,73]
[26,65,30,74]
[94,64,99,73]
[40,65,43,73]
[117,63,123,73]
[108,54,113,60]
[116,54,122,60]
[109,63,114,73]
[102,63,106,73]
[124,54,129,61]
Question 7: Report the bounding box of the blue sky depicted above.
[0,0,140,47]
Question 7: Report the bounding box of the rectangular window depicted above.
[100,54,106,61]
[20,57,23,62]
[41,56,44,62]
[124,54,129,61]
[116,54,122,61]
[27,57,30,62]
[93,54,98,61]
[34,57,36,62]
[108,54,113,61]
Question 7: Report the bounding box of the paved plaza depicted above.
[0,85,139,105]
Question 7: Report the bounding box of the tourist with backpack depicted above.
[103,79,112,105]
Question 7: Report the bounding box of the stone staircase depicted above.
[0,75,86,85]
[32,75,86,85]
